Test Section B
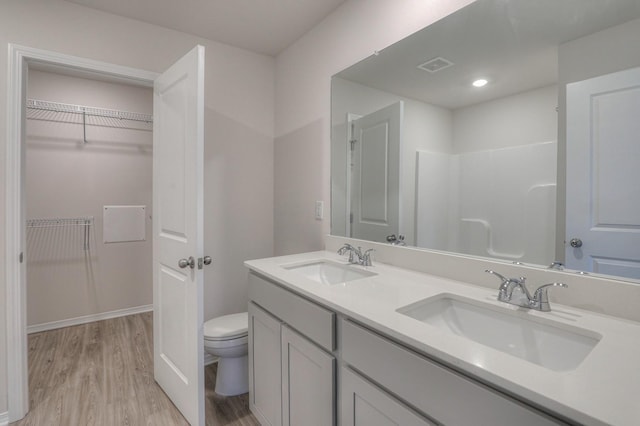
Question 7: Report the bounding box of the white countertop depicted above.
[245,251,640,426]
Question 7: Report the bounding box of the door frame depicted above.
[345,112,362,237]
[5,44,158,422]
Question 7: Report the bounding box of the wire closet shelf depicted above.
[27,217,94,251]
[26,99,153,123]
[26,98,153,144]
[26,217,94,228]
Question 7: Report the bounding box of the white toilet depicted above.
[204,312,249,396]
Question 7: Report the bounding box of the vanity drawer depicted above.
[340,319,568,426]
[249,272,335,351]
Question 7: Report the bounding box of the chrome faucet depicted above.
[485,270,567,312]
[338,244,374,266]
[486,270,530,305]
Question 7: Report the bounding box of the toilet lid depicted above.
[204,312,248,340]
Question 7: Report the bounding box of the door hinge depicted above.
[349,213,353,224]
[19,252,23,263]
[350,139,356,151]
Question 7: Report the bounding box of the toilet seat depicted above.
[204,335,248,349]
[204,312,248,341]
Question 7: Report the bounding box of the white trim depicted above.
[345,113,362,238]
[6,42,30,423]
[0,411,8,426]
[27,305,153,334]
[5,43,158,422]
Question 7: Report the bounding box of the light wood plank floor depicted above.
[11,312,259,426]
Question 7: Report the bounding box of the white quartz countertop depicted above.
[245,251,640,426]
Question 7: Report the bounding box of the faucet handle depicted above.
[337,243,354,255]
[485,269,509,283]
[532,282,568,312]
[362,249,374,266]
[485,270,525,284]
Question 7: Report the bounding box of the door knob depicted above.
[178,256,195,269]
[197,256,213,269]
[569,238,583,248]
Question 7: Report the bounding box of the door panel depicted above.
[282,325,334,426]
[566,67,640,279]
[248,302,283,426]
[350,102,403,242]
[153,45,205,426]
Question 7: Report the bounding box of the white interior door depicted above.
[350,101,403,243]
[565,67,640,279]
[153,45,205,425]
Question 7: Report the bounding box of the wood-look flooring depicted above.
[11,312,259,426]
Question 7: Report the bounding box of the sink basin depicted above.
[283,260,376,285]
[397,294,600,371]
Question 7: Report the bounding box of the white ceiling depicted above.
[64,0,346,56]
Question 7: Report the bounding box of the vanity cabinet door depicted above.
[249,302,282,426]
[282,325,335,426]
[341,367,435,426]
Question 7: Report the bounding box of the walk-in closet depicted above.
[25,68,154,331]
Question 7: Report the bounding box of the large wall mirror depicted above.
[331,0,640,282]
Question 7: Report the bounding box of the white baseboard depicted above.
[27,304,153,334]
[0,410,8,426]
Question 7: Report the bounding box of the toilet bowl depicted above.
[204,312,249,396]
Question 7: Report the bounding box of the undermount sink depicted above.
[397,294,601,371]
[283,259,376,285]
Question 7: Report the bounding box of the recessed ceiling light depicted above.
[472,79,488,88]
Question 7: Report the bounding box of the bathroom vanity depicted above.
[245,251,640,426]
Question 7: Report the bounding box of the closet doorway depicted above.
[22,66,155,420]
[25,67,154,336]
[6,45,207,425]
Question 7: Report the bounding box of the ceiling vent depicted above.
[417,57,454,73]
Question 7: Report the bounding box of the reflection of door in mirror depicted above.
[566,67,640,280]
[349,102,403,243]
